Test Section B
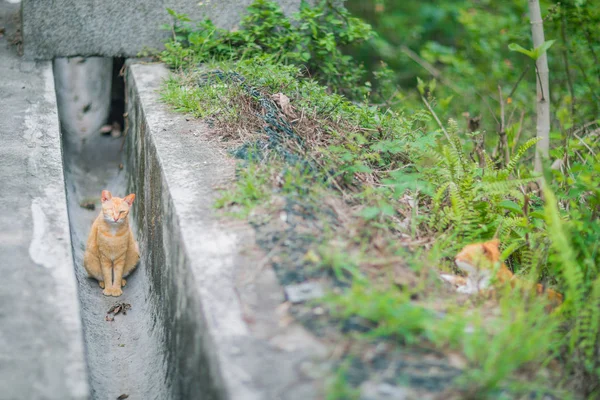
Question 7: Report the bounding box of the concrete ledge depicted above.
[125,62,328,399]
[0,3,89,399]
[21,0,308,60]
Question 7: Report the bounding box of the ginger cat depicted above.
[83,190,140,297]
[441,239,563,307]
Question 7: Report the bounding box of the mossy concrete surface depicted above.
[125,61,329,399]
[0,2,89,399]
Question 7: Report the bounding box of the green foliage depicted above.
[347,0,600,134]
[385,118,538,248]
[326,360,360,400]
[160,0,375,98]
[508,40,556,60]
[214,162,270,217]
[327,283,435,344]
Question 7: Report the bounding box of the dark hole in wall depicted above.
[108,57,125,130]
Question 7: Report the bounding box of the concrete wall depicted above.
[125,62,328,399]
[21,0,309,60]
[53,57,113,150]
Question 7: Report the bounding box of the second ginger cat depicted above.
[441,239,563,308]
[83,190,140,297]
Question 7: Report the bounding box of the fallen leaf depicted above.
[271,93,297,119]
[105,315,114,322]
[117,394,129,400]
[79,201,95,211]
[106,302,132,321]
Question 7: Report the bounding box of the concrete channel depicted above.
[46,57,328,400]
[56,58,171,399]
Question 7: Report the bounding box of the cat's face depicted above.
[100,190,135,225]
[454,239,500,274]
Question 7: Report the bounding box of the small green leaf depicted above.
[360,206,381,220]
[508,43,536,59]
[380,203,396,216]
[429,78,436,93]
[498,200,523,215]
[416,77,426,95]
[529,210,546,220]
[533,39,556,59]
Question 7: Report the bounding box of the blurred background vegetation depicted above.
[347,0,599,136]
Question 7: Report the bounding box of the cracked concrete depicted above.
[0,2,89,399]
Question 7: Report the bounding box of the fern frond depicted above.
[543,183,585,313]
[575,275,600,370]
[501,137,540,177]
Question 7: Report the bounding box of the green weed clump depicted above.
[160,0,375,99]
[158,0,600,397]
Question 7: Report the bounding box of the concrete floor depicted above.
[0,2,89,398]
[59,83,169,400]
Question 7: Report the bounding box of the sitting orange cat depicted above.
[83,190,140,297]
[441,239,563,307]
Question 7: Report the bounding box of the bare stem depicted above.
[497,85,510,166]
[421,95,451,143]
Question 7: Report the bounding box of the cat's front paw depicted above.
[102,287,123,297]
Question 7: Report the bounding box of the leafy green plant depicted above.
[326,359,360,400]
[386,117,539,248]
[214,162,270,217]
[508,40,556,61]
[160,0,375,99]
[327,283,436,344]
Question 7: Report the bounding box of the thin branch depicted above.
[573,133,596,156]
[497,85,510,165]
[508,64,531,99]
[421,95,451,143]
[478,93,500,126]
[534,65,545,102]
[511,111,526,154]
[560,15,576,117]
[400,45,461,94]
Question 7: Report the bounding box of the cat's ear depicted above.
[101,190,112,203]
[482,239,500,255]
[123,193,136,206]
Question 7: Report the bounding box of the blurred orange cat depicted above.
[441,239,563,308]
[83,190,139,297]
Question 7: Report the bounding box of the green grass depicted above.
[214,163,270,218]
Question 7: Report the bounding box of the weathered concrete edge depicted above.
[27,64,90,398]
[125,62,260,399]
[125,61,327,399]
